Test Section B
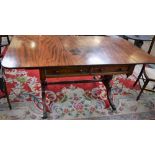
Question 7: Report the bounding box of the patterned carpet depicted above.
[0,66,155,120]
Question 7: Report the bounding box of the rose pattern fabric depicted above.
[0,68,155,120]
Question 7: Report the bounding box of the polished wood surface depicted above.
[2,35,155,69]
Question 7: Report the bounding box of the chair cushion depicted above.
[145,67,155,80]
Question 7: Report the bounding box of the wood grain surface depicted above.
[2,35,155,69]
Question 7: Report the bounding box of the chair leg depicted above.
[0,36,2,53]
[134,40,143,48]
[6,35,10,45]
[133,65,145,87]
[136,79,149,101]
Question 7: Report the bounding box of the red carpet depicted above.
[1,68,155,119]
[4,69,111,111]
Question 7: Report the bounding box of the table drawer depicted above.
[45,66,90,76]
[45,65,132,77]
[90,65,129,74]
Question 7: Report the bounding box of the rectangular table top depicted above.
[2,35,155,69]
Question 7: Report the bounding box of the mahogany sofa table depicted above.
[2,35,155,119]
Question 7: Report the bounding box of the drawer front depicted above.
[45,65,133,77]
[90,65,129,74]
[45,66,90,76]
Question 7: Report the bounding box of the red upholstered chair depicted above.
[133,36,155,100]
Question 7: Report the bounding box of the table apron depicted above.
[44,64,135,77]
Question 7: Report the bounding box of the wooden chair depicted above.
[133,36,155,100]
[121,35,153,48]
[0,36,12,109]
[0,35,10,54]
[0,72,12,109]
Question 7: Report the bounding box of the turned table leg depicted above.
[101,75,116,111]
[39,69,48,119]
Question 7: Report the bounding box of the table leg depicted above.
[39,69,48,119]
[42,82,48,119]
[101,75,116,111]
